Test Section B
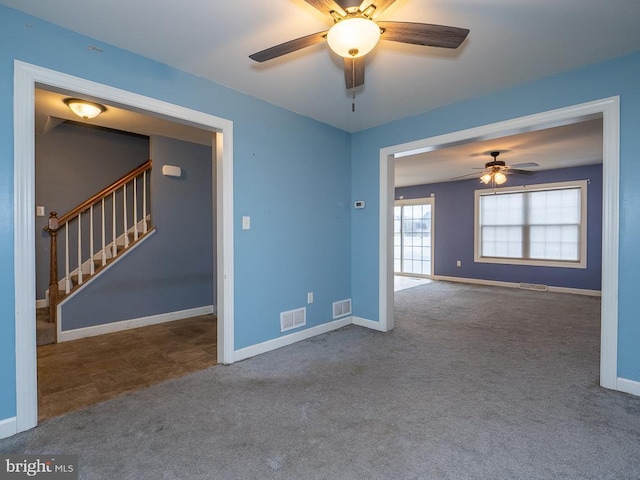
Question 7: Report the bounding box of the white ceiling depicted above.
[394,117,603,186]
[3,0,640,133]
[35,89,214,146]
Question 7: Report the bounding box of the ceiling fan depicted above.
[249,0,470,92]
[452,151,539,185]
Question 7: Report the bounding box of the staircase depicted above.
[39,160,154,346]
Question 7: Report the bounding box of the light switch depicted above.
[36,206,45,217]
[242,216,251,230]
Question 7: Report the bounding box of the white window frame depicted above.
[474,180,588,269]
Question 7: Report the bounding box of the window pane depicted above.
[529,188,580,225]
[481,226,522,258]
[480,193,523,226]
[530,225,579,261]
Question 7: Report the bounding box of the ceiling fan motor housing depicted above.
[485,160,506,169]
[336,0,364,10]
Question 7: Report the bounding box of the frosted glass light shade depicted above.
[494,172,507,185]
[64,98,105,119]
[480,173,492,184]
[327,17,381,58]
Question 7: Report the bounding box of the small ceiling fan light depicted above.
[64,98,105,119]
[480,173,492,184]
[494,172,507,185]
[327,17,381,58]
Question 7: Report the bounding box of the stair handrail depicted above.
[43,159,152,329]
[44,159,152,231]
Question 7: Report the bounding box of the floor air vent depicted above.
[333,298,352,319]
[280,307,306,332]
[519,282,548,292]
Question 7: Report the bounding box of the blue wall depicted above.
[396,165,602,290]
[351,51,640,382]
[60,136,215,330]
[0,6,352,421]
[35,122,149,299]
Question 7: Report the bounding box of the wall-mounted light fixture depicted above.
[64,98,105,120]
[162,165,182,178]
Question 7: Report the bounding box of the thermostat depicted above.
[354,200,365,209]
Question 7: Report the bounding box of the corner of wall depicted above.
[0,417,17,440]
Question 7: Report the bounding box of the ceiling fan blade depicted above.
[249,31,328,63]
[359,0,396,16]
[304,0,347,16]
[507,169,535,175]
[344,56,365,89]
[377,21,469,49]
[510,162,540,168]
[450,172,482,180]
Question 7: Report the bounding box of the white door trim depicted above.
[379,97,620,391]
[13,60,235,434]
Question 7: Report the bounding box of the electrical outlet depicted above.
[307,292,313,304]
[456,260,461,267]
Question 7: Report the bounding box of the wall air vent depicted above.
[332,298,352,319]
[280,307,306,332]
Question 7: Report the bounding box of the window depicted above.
[474,180,587,268]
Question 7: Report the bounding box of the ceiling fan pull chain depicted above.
[352,59,356,112]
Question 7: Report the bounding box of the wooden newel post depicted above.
[47,212,59,327]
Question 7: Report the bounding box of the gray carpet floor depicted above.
[2,281,640,479]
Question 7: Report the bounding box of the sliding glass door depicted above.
[394,198,434,277]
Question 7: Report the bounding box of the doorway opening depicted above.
[378,97,619,392]
[14,61,235,434]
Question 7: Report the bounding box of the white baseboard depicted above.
[352,316,387,332]
[0,416,17,439]
[433,275,601,297]
[35,299,48,308]
[234,317,352,362]
[58,305,214,342]
[617,377,640,397]
[546,285,601,297]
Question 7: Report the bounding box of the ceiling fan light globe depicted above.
[327,17,381,58]
[480,173,492,184]
[494,172,507,185]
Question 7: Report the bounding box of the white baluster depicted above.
[65,223,70,293]
[77,214,83,285]
[133,177,139,240]
[112,191,117,258]
[143,170,148,233]
[89,206,95,275]
[123,184,129,248]
[101,198,107,266]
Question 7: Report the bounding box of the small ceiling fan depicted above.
[452,151,539,185]
[249,0,470,91]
